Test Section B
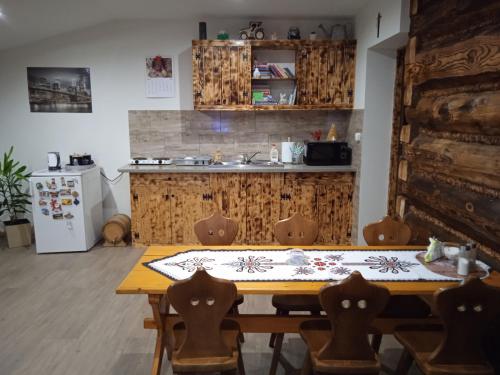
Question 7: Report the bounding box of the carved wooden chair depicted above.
[274,212,319,246]
[194,211,239,246]
[269,213,322,375]
[299,271,390,374]
[167,268,245,374]
[194,211,244,341]
[363,215,431,352]
[394,277,500,375]
[363,215,412,246]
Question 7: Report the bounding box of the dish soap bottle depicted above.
[270,144,279,163]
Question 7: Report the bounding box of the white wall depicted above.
[354,0,409,109]
[355,0,410,244]
[0,18,349,220]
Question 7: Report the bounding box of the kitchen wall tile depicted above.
[199,143,236,157]
[199,133,235,144]
[220,111,256,133]
[234,132,269,144]
[181,110,220,132]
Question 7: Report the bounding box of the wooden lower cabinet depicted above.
[130,172,354,246]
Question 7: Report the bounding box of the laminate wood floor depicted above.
[0,240,422,375]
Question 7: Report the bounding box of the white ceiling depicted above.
[0,0,367,51]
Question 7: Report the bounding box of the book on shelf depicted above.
[253,63,295,79]
[252,84,272,104]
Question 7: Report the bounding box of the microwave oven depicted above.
[304,142,352,166]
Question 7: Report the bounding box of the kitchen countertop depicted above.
[118,164,357,174]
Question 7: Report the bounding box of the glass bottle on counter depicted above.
[270,144,279,163]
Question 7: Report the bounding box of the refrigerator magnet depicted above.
[67,180,75,187]
[61,177,66,186]
[64,212,74,219]
[41,208,50,216]
[39,199,47,206]
[52,213,63,220]
[61,198,72,206]
[45,180,52,189]
[39,191,49,198]
[49,191,59,198]
[50,200,61,211]
[72,191,79,198]
[36,182,43,190]
[60,189,71,196]
[50,178,57,189]
[73,198,80,206]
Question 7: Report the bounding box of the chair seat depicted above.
[300,319,380,374]
[379,295,431,318]
[172,319,240,373]
[395,326,494,375]
[272,294,322,312]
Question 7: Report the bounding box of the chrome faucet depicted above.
[241,152,261,164]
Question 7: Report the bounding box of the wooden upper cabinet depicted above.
[192,42,252,107]
[192,40,356,110]
[296,41,355,107]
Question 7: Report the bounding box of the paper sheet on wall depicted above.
[145,56,175,98]
[146,77,175,98]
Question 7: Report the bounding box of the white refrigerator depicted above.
[30,166,103,253]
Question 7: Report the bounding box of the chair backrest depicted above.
[194,212,238,245]
[429,277,500,366]
[274,213,318,246]
[363,215,411,246]
[318,271,390,361]
[167,268,237,359]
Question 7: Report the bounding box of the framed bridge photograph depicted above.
[27,67,92,113]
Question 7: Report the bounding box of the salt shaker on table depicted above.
[457,245,470,276]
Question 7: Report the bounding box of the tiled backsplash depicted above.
[129,110,363,160]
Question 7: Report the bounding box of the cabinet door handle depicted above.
[133,193,138,201]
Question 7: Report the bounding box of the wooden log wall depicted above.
[388,0,500,265]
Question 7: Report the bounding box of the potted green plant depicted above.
[0,146,32,248]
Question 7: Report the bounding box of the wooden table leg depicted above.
[148,294,169,375]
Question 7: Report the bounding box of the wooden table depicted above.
[116,245,500,375]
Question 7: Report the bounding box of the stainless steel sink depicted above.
[208,160,284,168]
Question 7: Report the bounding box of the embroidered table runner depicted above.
[144,249,490,282]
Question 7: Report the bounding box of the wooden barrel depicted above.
[102,214,131,246]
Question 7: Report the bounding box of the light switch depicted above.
[354,132,362,143]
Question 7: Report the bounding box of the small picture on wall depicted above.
[27,67,92,113]
[146,56,172,78]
